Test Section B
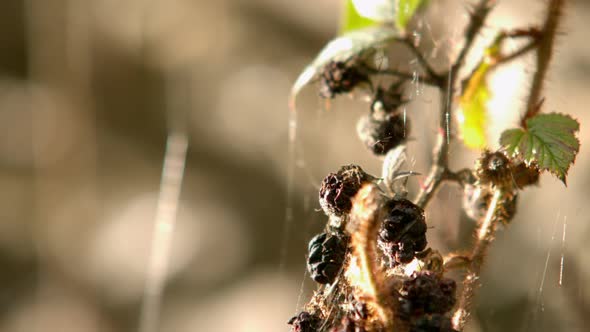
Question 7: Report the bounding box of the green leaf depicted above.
[458,62,491,149]
[290,27,399,101]
[340,0,380,34]
[500,113,580,185]
[396,0,427,30]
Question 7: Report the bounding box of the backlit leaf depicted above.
[500,113,580,185]
[457,62,491,149]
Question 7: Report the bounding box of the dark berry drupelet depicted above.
[476,151,512,185]
[377,199,427,266]
[410,314,458,332]
[398,271,457,318]
[319,61,369,99]
[288,311,321,332]
[357,112,409,155]
[307,231,349,284]
[319,165,372,217]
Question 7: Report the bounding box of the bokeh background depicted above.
[0,0,589,331]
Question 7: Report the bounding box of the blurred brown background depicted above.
[0,0,589,331]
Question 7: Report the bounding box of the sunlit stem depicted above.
[138,133,188,332]
[452,188,503,331]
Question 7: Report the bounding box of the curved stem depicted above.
[452,188,503,331]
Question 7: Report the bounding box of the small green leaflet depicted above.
[396,0,427,30]
[290,27,399,103]
[341,0,379,34]
[500,113,580,185]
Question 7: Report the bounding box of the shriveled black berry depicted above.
[288,311,321,332]
[398,272,457,318]
[410,314,458,332]
[476,151,512,185]
[357,112,409,155]
[319,165,371,217]
[377,199,427,266]
[319,61,369,99]
[307,231,349,284]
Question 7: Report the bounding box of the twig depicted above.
[495,39,539,65]
[452,0,495,74]
[414,0,494,209]
[361,66,438,86]
[524,0,565,122]
[398,36,442,84]
[452,188,503,330]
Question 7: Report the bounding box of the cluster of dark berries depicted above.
[319,60,369,99]
[357,85,409,155]
[319,165,372,217]
[288,311,321,332]
[307,231,349,284]
[398,271,458,332]
[377,199,427,266]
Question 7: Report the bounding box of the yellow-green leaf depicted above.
[396,0,427,31]
[457,62,492,149]
[500,113,580,185]
[341,0,380,34]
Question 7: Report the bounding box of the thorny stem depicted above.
[414,0,494,209]
[452,188,503,330]
[347,184,405,331]
[524,0,564,123]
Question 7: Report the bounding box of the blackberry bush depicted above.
[288,0,580,331]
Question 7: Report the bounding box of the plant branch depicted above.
[452,188,503,331]
[414,0,494,209]
[361,66,438,86]
[524,0,565,122]
[495,39,539,65]
[452,0,495,73]
[398,36,442,84]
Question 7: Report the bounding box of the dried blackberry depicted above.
[476,151,512,185]
[398,272,457,318]
[288,311,321,332]
[377,199,427,266]
[357,112,409,155]
[319,165,372,217]
[410,314,458,332]
[307,231,349,284]
[319,61,369,99]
